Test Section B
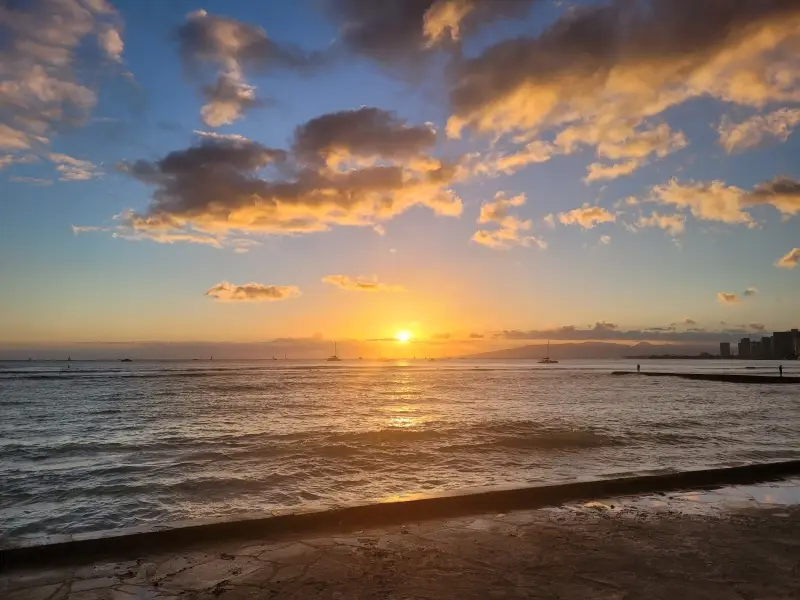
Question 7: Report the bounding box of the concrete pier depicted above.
[611,371,800,384]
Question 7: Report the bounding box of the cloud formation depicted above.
[177,9,321,126]
[292,107,436,168]
[446,0,799,183]
[637,212,686,237]
[743,287,759,297]
[745,176,800,216]
[559,205,616,230]
[472,192,545,250]
[205,281,300,302]
[47,153,101,181]
[0,0,124,156]
[322,275,406,292]
[327,0,537,64]
[718,108,800,153]
[775,248,800,269]
[99,112,463,245]
[717,292,740,305]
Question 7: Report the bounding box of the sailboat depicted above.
[326,342,342,362]
[538,341,558,364]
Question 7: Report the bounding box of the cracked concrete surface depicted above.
[2,480,799,600]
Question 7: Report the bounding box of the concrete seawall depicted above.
[611,371,800,384]
[3,460,800,571]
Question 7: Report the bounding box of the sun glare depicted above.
[396,330,412,343]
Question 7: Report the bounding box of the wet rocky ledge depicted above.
[2,477,799,600]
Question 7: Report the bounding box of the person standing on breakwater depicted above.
[779,365,783,378]
[637,364,641,373]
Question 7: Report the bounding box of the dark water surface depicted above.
[2,359,798,543]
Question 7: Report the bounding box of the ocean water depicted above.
[1,359,799,544]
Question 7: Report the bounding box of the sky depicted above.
[0,0,799,359]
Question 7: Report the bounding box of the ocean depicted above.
[1,359,798,545]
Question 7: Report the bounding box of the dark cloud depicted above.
[292,107,436,167]
[469,333,485,339]
[749,324,766,331]
[326,0,537,64]
[446,0,800,163]
[745,176,800,216]
[176,10,323,126]
[683,318,697,325]
[103,118,463,244]
[205,281,300,302]
[743,287,759,297]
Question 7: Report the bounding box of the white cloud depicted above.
[47,153,101,181]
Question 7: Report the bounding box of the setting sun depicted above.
[396,330,412,343]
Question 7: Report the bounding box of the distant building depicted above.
[760,336,772,360]
[738,338,751,359]
[750,340,762,359]
[719,342,731,358]
[773,329,799,359]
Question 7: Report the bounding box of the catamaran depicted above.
[538,340,558,364]
[326,342,342,362]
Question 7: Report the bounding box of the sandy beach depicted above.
[3,478,799,600]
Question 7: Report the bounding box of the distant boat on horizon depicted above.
[326,342,342,362]
[119,358,133,362]
[538,341,559,364]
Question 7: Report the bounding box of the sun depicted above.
[395,330,412,343]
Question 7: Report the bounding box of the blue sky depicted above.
[1,0,798,357]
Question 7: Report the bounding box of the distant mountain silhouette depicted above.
[463,341,717,360]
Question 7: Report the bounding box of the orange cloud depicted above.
[776,248,800,269]
[205,282,300,302]
[322,275,406,292]
[717,293,740,305]
[637,212,686,237]
[472,192,546,250]
[718,108,800,153]
[558,205,616,229]
[447,1,800,139]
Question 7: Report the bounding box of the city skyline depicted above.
[1,0,799,358]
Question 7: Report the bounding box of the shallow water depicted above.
[1,358,798,543]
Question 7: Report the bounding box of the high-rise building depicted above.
[760,336,772,360]
[738,338,751,359]
[719,342,731,358]
[750,340,762,358]
[773,329,799,359]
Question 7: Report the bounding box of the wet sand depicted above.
[2,478,799,600]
